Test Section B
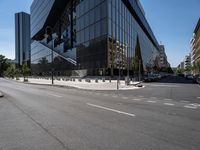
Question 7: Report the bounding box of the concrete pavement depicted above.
[13,77,142,90]
[0,78,200,150]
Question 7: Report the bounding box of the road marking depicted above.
[164,98,172,101]
[147,100,157,103]
[150,85,179,87]
[87,103,135,117]
[184,105,197,109]
[180,100,189,103]
[122,97,128,100]
[164,103,175,106]
[112,95,118,98]
[49,94,62,98]
[197,97,200,99]
[190,103,200,107]
[132,98,141,101]
[103,94,109,96]
[150,97,157,99]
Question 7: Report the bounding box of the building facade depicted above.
[15,12,31,66]
[191,18,200,74]
[159,45,169,69]
[30,0,161,76]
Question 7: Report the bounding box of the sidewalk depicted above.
[14,77,144,91]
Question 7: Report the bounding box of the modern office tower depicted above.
[191,18,200,74]
[30,0,161,76]
[15,12,31,66]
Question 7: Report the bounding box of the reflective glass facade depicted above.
[31,0,160,76]
[15,12,31,66]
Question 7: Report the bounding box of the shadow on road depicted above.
[155,76,196,84]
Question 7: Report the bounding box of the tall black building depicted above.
[15,12,31,66]
[30,0,161,76]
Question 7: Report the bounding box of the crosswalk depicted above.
[78,90,200,110]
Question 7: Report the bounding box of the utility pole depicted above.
[139,59,141,82]
[45,26,54,85]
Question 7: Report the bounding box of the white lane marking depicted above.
[150,97,157,99]
[87,103,136,117]
[164,98,172,101]
[197,97,200,99]
[180,100,189,103]
[122,97,128,100]
[190,103,200,107]
[184,105,197,109]
[150,85,179,87]
[132,98,141,101]
[147,100,157,103]
[49,94,62,98]
[164,103,175,106]
[140,98,147,100]
[112,95,118,98]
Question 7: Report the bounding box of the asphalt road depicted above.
[0,77,200,150]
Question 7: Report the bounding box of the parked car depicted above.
[144,74,157,82]
[185,75,194,80]
[196,76,200,84]
[193,75,200,83]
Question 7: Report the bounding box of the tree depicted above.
[0,54,9,76]
[131,56,139,77]
[4,64,16,78]
[21,64,30,82]
[176,68,184,75]
[15,68,21,80]
[196,62,200,74]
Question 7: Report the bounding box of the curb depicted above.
[5,78,144,91]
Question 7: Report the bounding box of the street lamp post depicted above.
[117,48,121,90]
[139,59,141,82]
[45,26,54,85]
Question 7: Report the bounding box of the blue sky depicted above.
[140,0,200,67]
[0,0,199,67]
[0,0,32,60]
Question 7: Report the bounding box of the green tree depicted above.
[131,56,139,77]
[21,64,30,82]
[176,68,184,74]
[5,64,16,79]
[0,54,9,76]
[15,68,21,80]
[196,62,200,74]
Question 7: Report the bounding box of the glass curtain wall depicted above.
[107,0,160,76]
[76,0,108,75]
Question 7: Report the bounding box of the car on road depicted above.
[196,76,200,84]
[144,74,157,82]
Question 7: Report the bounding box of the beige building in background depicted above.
[191,19,200,66]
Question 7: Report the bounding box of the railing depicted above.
[38,41,77,66]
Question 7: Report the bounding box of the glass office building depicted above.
[30,0,160,76]
[15,12,31,66]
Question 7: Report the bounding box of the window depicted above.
[90,24,95,40]
[95,5,101,22]
[94,21,101,38]
[85,27,90,42]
